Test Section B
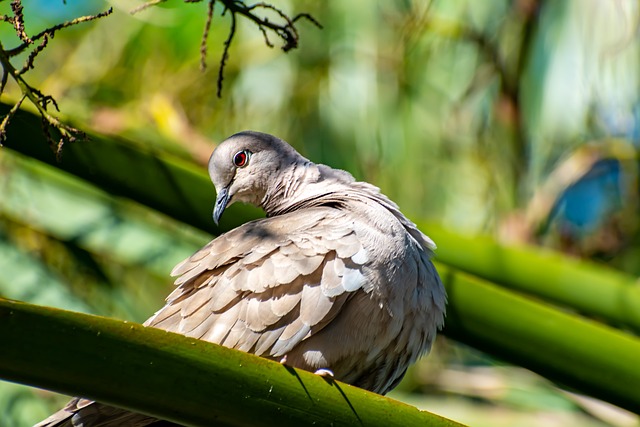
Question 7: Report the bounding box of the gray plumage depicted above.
[36,131,446,427]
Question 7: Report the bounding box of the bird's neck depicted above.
[260,162,356,217]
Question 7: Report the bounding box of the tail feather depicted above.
[33,397,166,427]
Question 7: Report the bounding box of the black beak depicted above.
[213,186,230,225]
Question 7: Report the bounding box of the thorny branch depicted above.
[133,0,322,97]
[0,2,112,160]
[218,5,237,98]
[200,0,216,72]
[0,0,318,156]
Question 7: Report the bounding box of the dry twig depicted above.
[132,0,321,97]
[0,2,113,158]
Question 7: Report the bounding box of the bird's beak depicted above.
[213,186,231,225]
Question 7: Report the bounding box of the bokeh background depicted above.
[1,1,639,426]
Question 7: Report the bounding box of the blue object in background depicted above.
[547,158,625,239]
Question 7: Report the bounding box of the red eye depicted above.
[233,150,249,167]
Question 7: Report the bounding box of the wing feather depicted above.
[146,208,371,360]
[299,282,334,326]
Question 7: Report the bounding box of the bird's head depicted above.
[208,131,306,224]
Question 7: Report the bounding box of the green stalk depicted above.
[0,297,465,427]
[439,262,640,413]
[1,103,258,234]
[424,224,640,333]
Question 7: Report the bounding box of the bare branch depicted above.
[200,0,216,71]
[10,0,31,44]
[292,13,322,30]
[257,24,273,48]
[132,0,321,97]
[6,8,113,58]
[17,33,48,75]
[0,93,25,145]
[217,5,236,98]
[130,0,167,15]
[0,3,111,157]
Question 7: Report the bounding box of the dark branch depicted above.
[200,0,216,71]
[6,8,113,57]
[17,33,48,75]
[217,5,236,97]
[0,2,111,157]
[10,0,31,44]
[231,2,322,52]
[132,0,321,97]
[0,93,25,145]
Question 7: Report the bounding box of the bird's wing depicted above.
[144,207,371,359]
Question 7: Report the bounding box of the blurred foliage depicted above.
[1,0,640,426]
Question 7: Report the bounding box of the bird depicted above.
[35,131,446,427]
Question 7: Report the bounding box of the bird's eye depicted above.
[233,150,250,168]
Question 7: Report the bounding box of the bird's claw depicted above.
[314,368,334,378]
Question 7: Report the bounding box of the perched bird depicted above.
[36,131,446,427]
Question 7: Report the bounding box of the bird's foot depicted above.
[314,368,334,378]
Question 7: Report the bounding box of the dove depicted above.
[35,131,446,427]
